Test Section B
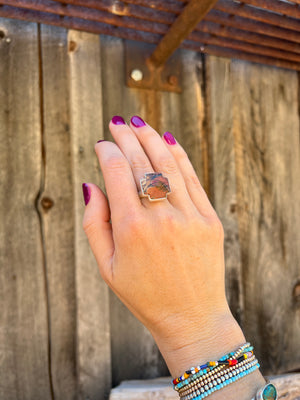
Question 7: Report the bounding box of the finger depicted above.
[162,132,217,218]
[130,116,195,211]
[95,141,142,221]
[82,183,114,283]
[108,117,154,187]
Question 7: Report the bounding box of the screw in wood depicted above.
[130,69,143,82]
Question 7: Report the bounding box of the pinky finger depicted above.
[162,132,216,218]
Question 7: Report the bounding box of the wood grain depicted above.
[68,30,111,399]
[231,61,300,374]
[39,24,77,399]
[206,55,244,324]
[0,18,52,399]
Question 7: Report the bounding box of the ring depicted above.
[139,173,171,201]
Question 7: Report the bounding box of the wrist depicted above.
[151,309,246,378]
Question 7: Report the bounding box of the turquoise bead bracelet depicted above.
[178,355,256,398]
[173,342,252,390]
[181,360,260,400]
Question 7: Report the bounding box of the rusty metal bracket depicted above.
[125,0,218,92]
[126,40,182,93]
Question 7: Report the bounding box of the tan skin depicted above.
[82,117,265,399]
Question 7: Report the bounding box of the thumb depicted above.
[82,183,114,283]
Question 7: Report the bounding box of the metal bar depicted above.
[0,5,161,42]
[51,0,176,24]
[189,31,300,63]
[0,0,168,35]
[242,0,300,19]
[206,10,300,44]
[122,0,183,13]
[198,20,300,55]
[215,0,300,32]
[148,0,219,67]
[184,41,300,71]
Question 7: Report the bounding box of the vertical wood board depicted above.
[206,55,244,324]
[0,18,52,400]
[40,24,77,399]
[68,30,111,400]
[231,61,300,374]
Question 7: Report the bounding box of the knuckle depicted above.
[186,173,202,189]
[206,215,224,240]
[159,156,178,175]
[156,212,180,233]
[131,154,149,171]
[118,212,146,241]
[82,216,98,239]
[104,154,128,173]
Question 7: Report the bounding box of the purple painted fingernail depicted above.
[163,131,176,145]
[82,183,91,206]
[131,115,146,128]
[97,139,105,143]
[112,115,126,125]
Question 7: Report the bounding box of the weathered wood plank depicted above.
[0,18,52,399]
[68,30,111,399]
[101,35,169,386]
[40,24,77,399]
[231,61,300,374]
[206,55,244,325]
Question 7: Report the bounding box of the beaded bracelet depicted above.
[178,355,256,397]
[181,359,260,400]
[173,342,259,400]
[173,342,252,390]
[173,342,252,387]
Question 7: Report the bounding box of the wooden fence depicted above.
[0,18,299,400]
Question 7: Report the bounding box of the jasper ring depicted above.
[139,173,171,202]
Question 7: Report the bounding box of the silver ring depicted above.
[139,173,171,202]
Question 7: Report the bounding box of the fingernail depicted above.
[131,115,146,128]
[82,183,91,205]
[97,139,105,143]
[112,115,125,125]
[163,131,176,145]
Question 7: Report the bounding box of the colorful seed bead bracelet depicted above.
[180,359,260,400]
[178,355,256,397]
[172,342,252,386]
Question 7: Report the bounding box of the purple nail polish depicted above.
[82,183,91,206]
[131,115,146,128]
[97,140,105,143]
[112,115,126,125]
[163,131,176,145]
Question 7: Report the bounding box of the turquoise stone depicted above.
[262,384,277,399]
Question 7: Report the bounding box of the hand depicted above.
[82,116,246,377]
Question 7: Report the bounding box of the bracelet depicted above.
[173,342,252,388]
[251,381,278,400]
[172,342,260,399]
[181,360,260,400]
[178,355,256,397]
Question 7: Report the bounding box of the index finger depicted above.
[95,141,142,221]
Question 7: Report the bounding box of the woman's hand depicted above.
[82,116,246,378]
